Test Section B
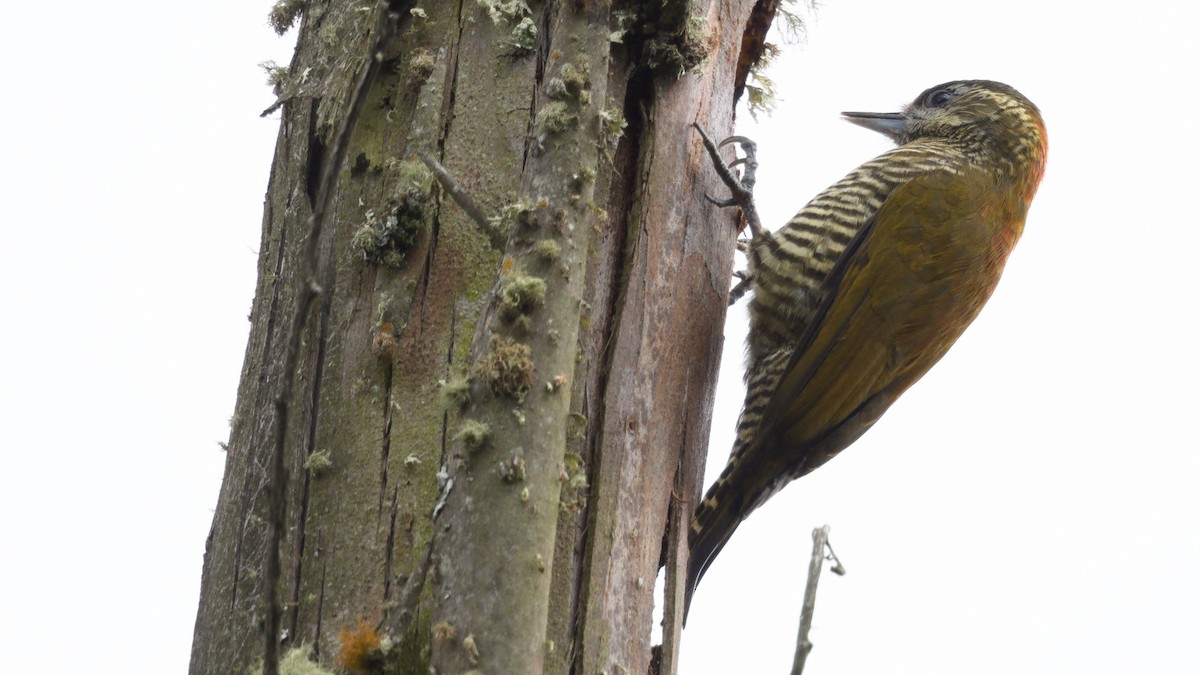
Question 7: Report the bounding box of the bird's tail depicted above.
[684,465,750,622]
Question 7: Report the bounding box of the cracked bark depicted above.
[190,1,776,673]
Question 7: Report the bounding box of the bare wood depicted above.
[262,4,401,673]
[425,4,615,671]
[190,1,778,673]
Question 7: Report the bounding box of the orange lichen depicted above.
[337,618,382,673]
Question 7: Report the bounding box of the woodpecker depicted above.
[688,80,1048,613]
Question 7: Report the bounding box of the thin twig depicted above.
[263,4,402,674]
[791,525,842,675]
[387,531,437,637]
[418,151,507,250]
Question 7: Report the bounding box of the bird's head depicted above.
[843,80,1048,199]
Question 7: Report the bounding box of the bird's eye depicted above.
[925,88,956,107]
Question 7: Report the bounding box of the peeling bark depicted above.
[190,1,777,673]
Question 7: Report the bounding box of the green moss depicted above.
[613,2,711,76]
[644,14,709,75]
[455,419,491,451]
[473,336,535,400]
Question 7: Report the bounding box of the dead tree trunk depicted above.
[190,2,776,673]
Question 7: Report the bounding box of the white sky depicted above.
[0,1,1196,673]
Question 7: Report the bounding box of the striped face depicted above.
[900,80,1048,197]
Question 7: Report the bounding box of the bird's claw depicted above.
[694,124,763,237]
[717,136,759,192]
[728,272,753,306]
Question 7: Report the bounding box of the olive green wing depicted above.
[687,168,1000,613]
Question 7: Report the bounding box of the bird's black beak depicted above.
[841,111,907,143]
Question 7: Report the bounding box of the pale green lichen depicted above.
[559,451,588,512]
[536,101,576,135]
[476,0,537,55]
[490,197,545,234]
[432,620,457,643]
[533,239,560,262]
[407,49,436,91]
[477,0,529,24]
[508,17,538,53]
[498,269,547,322]
[747,1,810,118]
[268,0,307,36]
[462,633,480,665]
[613,3,710,77]
[304,449,333,478]
[745,43,781,120]
[249,645,334,675]
[498,453,527,482]
[440,374,472,409]
[610,9,637,43]
[599,106,627,143]
[259,60,290,96]
[538,62,592,136]
[545,63,590,105]
[351,160,434,267]
[455,419,491,451]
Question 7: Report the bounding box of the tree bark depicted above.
[190,2,773,673]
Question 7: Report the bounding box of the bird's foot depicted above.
[693,124,763,237]
[729,270,753,306]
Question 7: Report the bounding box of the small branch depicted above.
[418,151,508,250]
[791,525,843,675]
[263,3,403,674]
[261,95,293,118]
[385,534,436,637]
